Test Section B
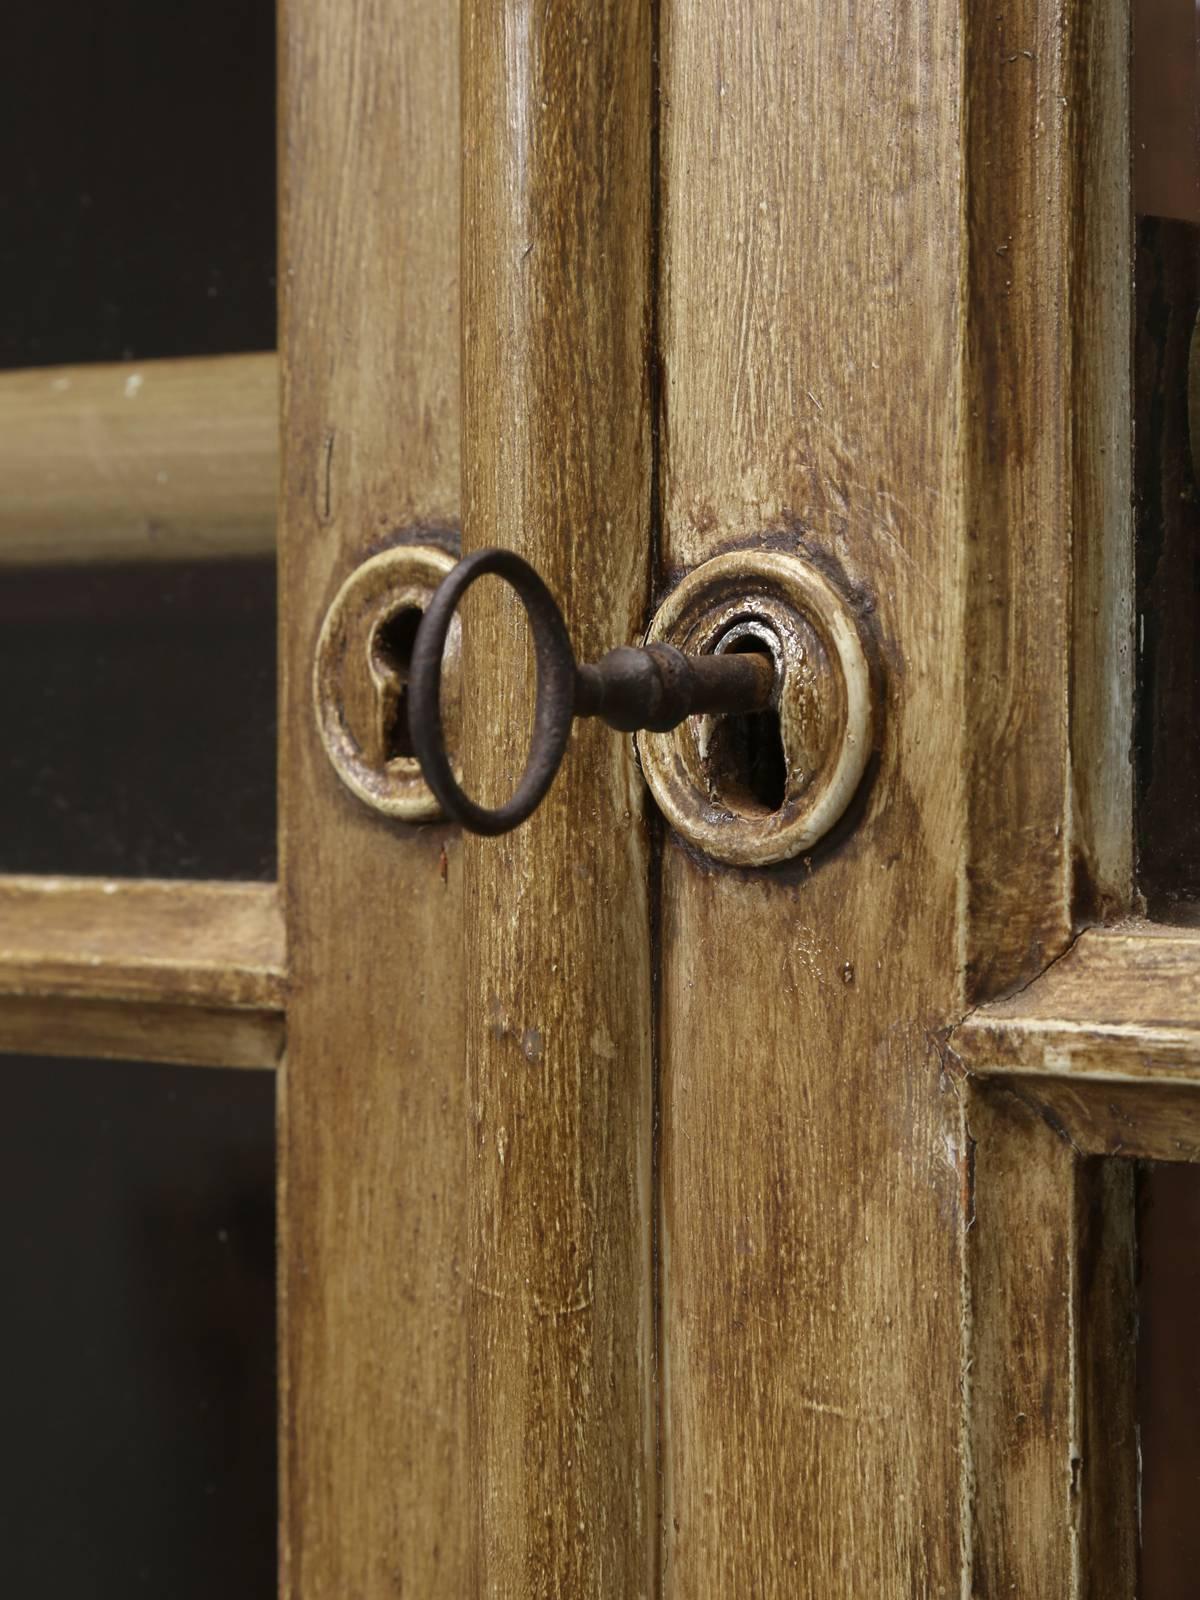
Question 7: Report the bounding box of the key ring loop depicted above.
[407,547,578,835]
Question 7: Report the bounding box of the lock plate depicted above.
[314,543,458,820]
[636,548,873,866]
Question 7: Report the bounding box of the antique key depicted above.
[407,547,775,836]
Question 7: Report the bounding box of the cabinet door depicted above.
[13,0,1195,1590]
[51,0,1173,1593]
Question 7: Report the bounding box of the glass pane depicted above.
[0,1056,275,1597]
[1,0,276,370]
[1133,0,1200,912]
[1138,1162,1200,1599]
[1133,0,1199,223]
[0,561,276,879]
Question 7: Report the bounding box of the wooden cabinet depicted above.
[3,0,1198,1593]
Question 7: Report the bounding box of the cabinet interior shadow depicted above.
[1134,217,1200,912]
[1,0,275,370]
[0,560,276,880]
[0,1055,275,1599]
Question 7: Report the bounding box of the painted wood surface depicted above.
[964,0,1133,985]
[657,4,966,1591]
[954,922,1200,1081]
[269,0,1139,1588]
[1007,1077,1200,1162]
[277,0,469,1592]
[461,2,656,1592]
[0,354,277,564]
[0,0,1156,1583]
[1071,0,1134,921]
[967,1083,1137,1595]
[0,995,282,1071]
[655,0,1130,1592]
[0,876,283,1068]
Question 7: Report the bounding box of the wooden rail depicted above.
[0,353,277,565]
[954,921,1200,1160]
[0,877,285,1069]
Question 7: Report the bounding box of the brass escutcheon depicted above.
[636,548,873,866]
[313,543,458,821]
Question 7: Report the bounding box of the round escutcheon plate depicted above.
[636,549,873,866]
[313,543,458,822]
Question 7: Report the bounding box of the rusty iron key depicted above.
[407,547,775,836]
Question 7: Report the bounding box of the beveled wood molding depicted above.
[0,876,285,1069]
[954,921,1200,1162]
[953,920,1200,1083]
[962,0,1133,1001]
[0,353,277,565]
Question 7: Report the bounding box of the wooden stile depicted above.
[657,5,969,1589]
[277,0,469,1593]
[461,1,657,1591]
[966,1084,1137,1595]
[655,0,1133,1592]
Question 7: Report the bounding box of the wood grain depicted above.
[0,996,283,1071]
[953,921,1200,1081]
[964,0,1069,990]
[967,1083,1137,1596]
[658,4,968,1592]
[0,876,284,1069]
[1071,0,1134,921]
[965,0,1133,989]
[1005,1076,1200,1162]
[461,1,655,1591]
[278,0,468,1593]
[957,920,1200,1161]
[0,875,284,1007]
[656,0,1130,1592]
[0,354,277,565]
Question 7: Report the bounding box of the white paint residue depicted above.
[589,1025,616,1061]
[942,1130,960,1174]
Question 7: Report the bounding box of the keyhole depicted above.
[705,633,787,815]
[373,606,423,761]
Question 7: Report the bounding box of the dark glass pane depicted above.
[0,0,276,370]
[1133,0,1199,224]
[0,1056,275,1597]
[1138,1163,1200,1599]
[1132,0,1200,910]
[0,561,276,879]
[1133,218,1200,913]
